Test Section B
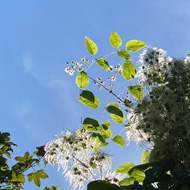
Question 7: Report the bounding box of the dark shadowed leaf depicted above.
[83,117,99,131]
[78,89,100,109]
[88,180,122,190]
[106,103,125,124]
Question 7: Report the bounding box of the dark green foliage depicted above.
[0,131,60,190]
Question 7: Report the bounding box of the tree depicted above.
[0,131,61,190]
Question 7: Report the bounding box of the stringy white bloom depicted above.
[184,55,190,65]
[126,49,190,172]
[45,130,116,190]
[137,47,168,87]
[126,108,150,143]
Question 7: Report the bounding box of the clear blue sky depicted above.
[0,0,190,189]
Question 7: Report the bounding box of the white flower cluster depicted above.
[137,47,170,87]
[126,47,190,172]
[45,130,122,189]
[65,58,92,76]
[109,64,123,77]
[93,64,123,91]
[126,108,150,143]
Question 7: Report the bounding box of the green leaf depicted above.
[11,171,25,184]
[124,99,133,108]
[83,117,99,131]
[129,169,145,182]
[106,103,125,124]
[115,162,135,174]
[141,150,150,164]
[43,187,62,190]
[75,71,89,88]
[87,180,122,190]
[128,84,143,101]
[92,133,108,151]
[110,31,122,48]
[188,52,190,56]
[112,135,125,147]
[15,151,33,164]
[126,40,147,52]
[28,169,48,187]
[5,187,12,190]
[96,58,110,71]
[119,178,135,186]
[117,50,131,59]
[97,126,112,139]
[78,89,100,109]
[85,36,98,55]
[123,60,136,80]
[102,121,111,129]
[35,146,45,157]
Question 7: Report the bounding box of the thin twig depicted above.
[88,76,125,104]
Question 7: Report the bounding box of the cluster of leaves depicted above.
[88,159,190,190]
[0,131,62,190]
[74,32,146,150]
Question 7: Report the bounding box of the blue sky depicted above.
[0,0,190,189]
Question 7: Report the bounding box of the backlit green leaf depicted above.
[141,150,150,164]
[28,169,48,187]
[123,60,136,80]
[78,89,100,109]
[110,31,122,48]
[124,99,133,108]
[92,133,108,151]
[129,169,146,182]
[43,187,62,190]
[117,50,131,59]
[128,84,143,101]
[126,40,147,52]
[102,121,111,128]
[115,162,135,174]
[15,151,33,164]
[96,58,110,71]
[106,103,125,124]
[85,36,98,55]
[119,178,135,186]
[97,126,112,139]
[11,172,25,184]
[75,71,89,88]
[112,135,125,147]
